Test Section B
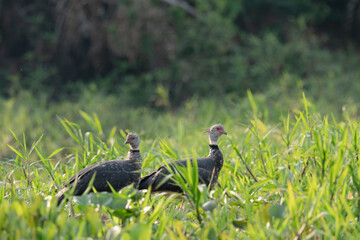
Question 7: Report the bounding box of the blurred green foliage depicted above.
[0,0,359,107]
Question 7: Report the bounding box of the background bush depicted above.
[1,0,359,106]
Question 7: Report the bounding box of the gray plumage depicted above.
[56,132,141,205]
[138,124,227,192]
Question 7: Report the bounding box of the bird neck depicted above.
[127,149,141,162]
[209,144,223,167]
[209,136,219,145]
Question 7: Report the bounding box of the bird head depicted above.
[206,124,227,145]
[125,132,140,150]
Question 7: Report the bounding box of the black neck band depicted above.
[209,144,219,150]
[130,149,140,153]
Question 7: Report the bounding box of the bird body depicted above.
[138,124,227,192]
[138,144,223,192]
[56,133,141,205]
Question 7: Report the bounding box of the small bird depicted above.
[56,132,142,205]
[138,124,227,192]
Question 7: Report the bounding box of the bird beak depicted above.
[125,139,129,144]
[223,131,227,135]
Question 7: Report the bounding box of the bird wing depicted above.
[66,160,131,185]
[57,160,140,204]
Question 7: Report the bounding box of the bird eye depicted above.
[216,127,220,131]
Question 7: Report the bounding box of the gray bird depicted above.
[56,132,142,205]
[138,124,227,192]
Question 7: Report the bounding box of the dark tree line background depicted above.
[1,0,359,108]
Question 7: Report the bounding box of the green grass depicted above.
[1,93,360,239]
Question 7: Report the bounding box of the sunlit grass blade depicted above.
[227,136,258,182]
[7,145,25,159]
